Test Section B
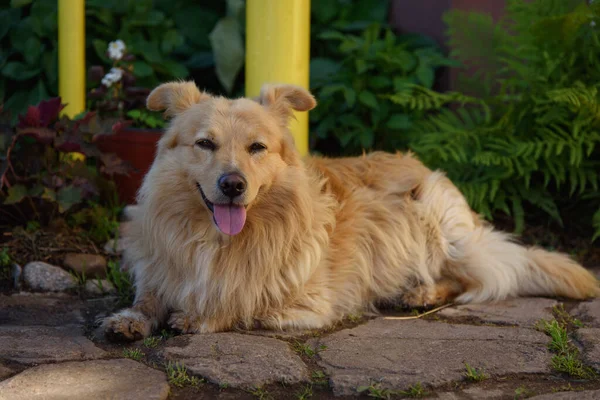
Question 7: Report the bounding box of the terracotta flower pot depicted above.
[95,127,162,205]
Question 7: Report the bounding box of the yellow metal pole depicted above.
[58,0,85,117]
[246,0,311,155]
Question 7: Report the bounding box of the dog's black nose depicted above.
[218,173,247,198]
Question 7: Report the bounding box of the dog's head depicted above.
[146,81,316,236]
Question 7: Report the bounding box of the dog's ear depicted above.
[258,84,316,122]
[147,81,210,118]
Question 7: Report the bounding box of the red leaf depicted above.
[100,153,132,176]
[18,105,41,128]
[17,97,65,129]
[112,120,133,134]
[16,127,56,144]
[38,98,65,126]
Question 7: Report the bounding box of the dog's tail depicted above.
[418,171,599,303]
[450,227,600,303]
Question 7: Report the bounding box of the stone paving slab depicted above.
[438,298,558,327]
[576,328,600,372]
[161,332,308,388]
[573,299,600,328]
[529,389,600,399]
[0,325,106,365]
[0,359,169,400]
[310,318,551,396]
[0,292,84,326]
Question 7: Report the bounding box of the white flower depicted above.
[108,67,123,82]
[108,40,126,60]
[101,68,124,87]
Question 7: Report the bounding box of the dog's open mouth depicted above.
[196,183,247,236]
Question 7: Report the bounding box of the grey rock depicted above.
[529,390,600,399]
[573,299,600,328]
[23,261,77,292]
[84,279,116,295]
[0,292,84,326]
[63,253,107,278]
[0,325,106,364]
[438,297,558,327]
[162,333,308,388]
[310,318,551,396]
[576,328,600,371]
[0,359,169,400]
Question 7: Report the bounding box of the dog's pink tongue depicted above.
[213,204,247,236]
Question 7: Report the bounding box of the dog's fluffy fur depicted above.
[104,81,600,340]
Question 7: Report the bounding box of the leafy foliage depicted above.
[405,0,600,237]
[1,0,244,120]
[0,98,130,225]
[0,2,59,120]
[310,6,459,154]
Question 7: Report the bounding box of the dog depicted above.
[103,81,600,340]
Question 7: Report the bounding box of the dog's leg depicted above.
[402,279,464,308]
[259,307,336,331]
[103,291,166,341]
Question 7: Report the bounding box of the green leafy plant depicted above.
[356,382,396,399]
[310,23,459,154]
[291,340,327,357]
[536,318,596,379]
[143,336,162,349]
[125,109,165,129]
[122,347,144,361]
[404,0,600,237]
[106,259,134,306]
[69,202,122,243]
[464,363,488,382]
[0,98,130,227]
[165,361,202,388]
[0,1,59,122]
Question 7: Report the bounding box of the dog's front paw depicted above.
[103,309,152,342]
[168,311,201,334]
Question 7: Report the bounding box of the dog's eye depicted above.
[248,142,267,154]
[196,139,216,151]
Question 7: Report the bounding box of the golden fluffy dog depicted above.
[103,81,600,340]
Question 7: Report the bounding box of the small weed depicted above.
[292,341,326,357]
[464,363,488,382]
[551,383,585,393]
[399,382,426,398]
[536,318,597,379]
[143,336,161,348]
[106,260,134,306]
[0,247,12,279]
[347,313,363,323]
[219,382,229,389]
[311,370,328,386]
[296,384,313,400]
[357,382,396,399]
[160,328,175,340]
[551,353,596,379]
[165,361,202,388]
[552,304,584,328]
[25,220,40,233]
[70,202,122,243]
[248,385,272,400]
[122,347,144,361]
[514,385,535,399]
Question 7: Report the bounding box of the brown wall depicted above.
[388,0,508,90]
